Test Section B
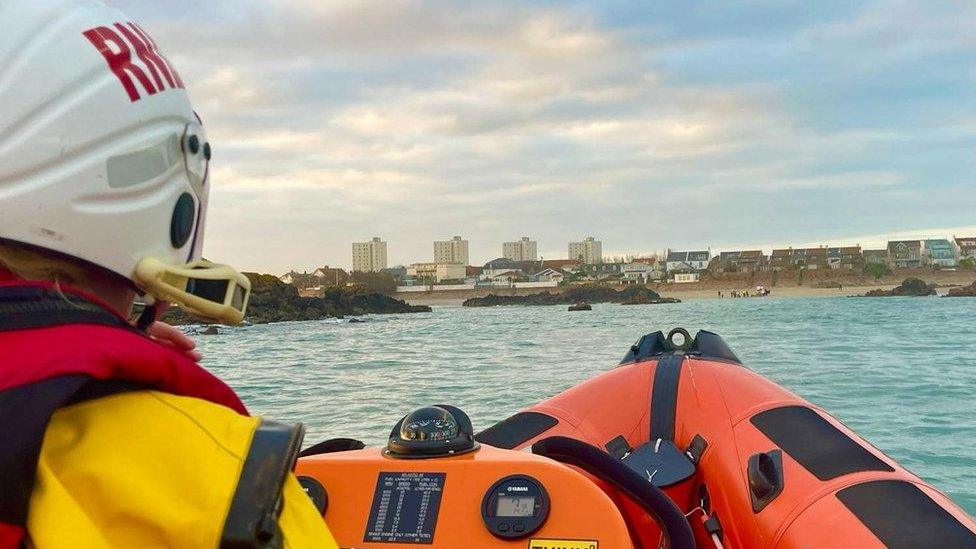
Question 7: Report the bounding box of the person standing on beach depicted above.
[0,1,336,546]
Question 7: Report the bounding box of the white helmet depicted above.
[0,0,249,323]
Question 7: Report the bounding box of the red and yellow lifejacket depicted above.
[0,278,335,548]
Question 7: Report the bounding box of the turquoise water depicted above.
[195,296,976,515]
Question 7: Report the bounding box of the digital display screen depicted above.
[496,496,535,517]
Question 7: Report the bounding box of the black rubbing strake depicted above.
[475,412,558,449]
[650,355,683,441]
[837,480,976,548]
[750,406,894,481]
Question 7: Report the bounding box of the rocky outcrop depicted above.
[163,272,430,325]
[862,278,936,297]
[620,286,680,305]
[946,280,976,297]
[463,285,680,307]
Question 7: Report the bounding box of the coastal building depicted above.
[581,262,625,279]
[954,236,976,260]
[568,237,603,264]
[503,237,538,261]
[541,259,581,273]
[620,262,658,283]
[887,240,923,269]
[923,239,958,267]
[632,256,659,266]
[482,257,523,278]
[488,270,521,284]
[533,268,565,283]
[769,247,832,270]
[711,250,764,273]
[673,272,700,283]
[800,247,828,270]
[312,266,349,286]
[863,249,888,266]
[279,271,317,288]
[407,262,467,283]
[713,251,740,273]
[769,249,794,271]
[665,250,710,272]
[279,271,305,285]
[739,250,767,272]
[352,237,388,272]
[434,236,469,265]
[826,246,863,270]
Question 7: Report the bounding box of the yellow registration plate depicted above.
[528,540,598,549]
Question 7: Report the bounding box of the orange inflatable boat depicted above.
[296,328,976,548]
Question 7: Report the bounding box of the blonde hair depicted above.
[0,241,138,317]
[0,241,91,285]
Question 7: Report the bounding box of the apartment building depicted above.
[503,237,538,261]
[568,237,603,264]
[352,237,388,272]
[434,236,469,265]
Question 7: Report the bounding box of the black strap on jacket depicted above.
[0,285,131,333]
[649,355,684,441]
[0,375,142,531]
[221,421,305,549]
[0,287,140,532]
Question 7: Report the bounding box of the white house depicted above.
[620,262,657,283]
[407,262,467,283]
[666,250,710,272]
[533,268,565,283]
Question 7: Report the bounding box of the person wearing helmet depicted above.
[0,1,337,547]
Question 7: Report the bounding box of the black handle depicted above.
[748,449,784,513]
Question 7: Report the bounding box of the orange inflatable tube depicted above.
[296,329,976,548]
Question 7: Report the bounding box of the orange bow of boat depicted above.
[297,328,976,548]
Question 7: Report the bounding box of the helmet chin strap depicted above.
[132,257,250,325]
[136,302,158,331]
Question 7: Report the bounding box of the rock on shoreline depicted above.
[946,280,976,297]
[163,273,430,325]
[861,278,936,297]
[463,285,680,307]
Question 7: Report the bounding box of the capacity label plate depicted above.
[364,472,446,544]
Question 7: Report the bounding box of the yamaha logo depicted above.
[507,486,529,492]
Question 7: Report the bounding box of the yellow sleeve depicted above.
[27,391,337,549]
[279,473,338,549]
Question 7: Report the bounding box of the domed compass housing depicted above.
[385,405,480,458]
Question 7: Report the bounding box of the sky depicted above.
[115,0,976,273]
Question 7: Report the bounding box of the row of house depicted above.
[696,237,975,275]
[287,236,976,289]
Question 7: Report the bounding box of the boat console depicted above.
[296,443,635,547]
[296,405,647,548]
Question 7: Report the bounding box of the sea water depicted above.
[195,296,976,515]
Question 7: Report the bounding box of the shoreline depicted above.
[394,271,976,307]
[396,284,901,307]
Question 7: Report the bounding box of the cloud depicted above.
[112,0,976,273]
